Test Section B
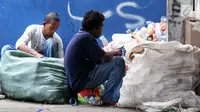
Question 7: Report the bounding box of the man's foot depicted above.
[90,100,117,107]
[102,101,117,106]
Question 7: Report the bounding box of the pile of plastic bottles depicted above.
[131,16,168,42]
[78,85,104,105]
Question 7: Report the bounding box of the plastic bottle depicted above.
[146,21,155,28]
[140,27,149,40]
[89,96,95,104]
[88,96,102,105]
[100,36,108,47]
[37,109,50,112]
[83,96,89,103]
[126,29,132,34]
[160,16,168,23]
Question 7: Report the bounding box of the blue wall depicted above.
[0,0,166,57]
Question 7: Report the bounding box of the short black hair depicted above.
[44,12,60,22]
[82,10,105,31]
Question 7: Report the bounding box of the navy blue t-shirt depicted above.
[64,30,105,92]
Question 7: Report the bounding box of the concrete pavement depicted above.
[0,99,138,112]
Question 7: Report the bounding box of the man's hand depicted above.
[34,53,44,58]
[114,49,122,56]
[101,49,123,61]
[18,44,44,58]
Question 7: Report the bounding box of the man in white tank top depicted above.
[1,12,63,58]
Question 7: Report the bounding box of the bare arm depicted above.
[85,36,122,62]
[16,25,44,58]
[101,49,122,61]
[18,43,44,58]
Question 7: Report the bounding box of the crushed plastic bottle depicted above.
[100,36,108,47]
[88,96,102,105]
[37,109,50,112]
[0,95,5,99]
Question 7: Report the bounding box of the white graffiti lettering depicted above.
[67,1,154,30]
[67,1,113,21]
[67,1,83,21]
[116,1,145,29]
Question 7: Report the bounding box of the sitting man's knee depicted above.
[115,56,125,66]
[2,45,14,49]
[46,39,58,47]
[1,45,16,57]
[112,56,126,78]
[1,45,15,52]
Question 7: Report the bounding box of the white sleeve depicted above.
[55,33,64,58]
[15,25,34,49]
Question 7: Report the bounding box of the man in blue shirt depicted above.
[64,10,125,105]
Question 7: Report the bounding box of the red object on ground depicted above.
[79,89,93,97]
[79,88,101,97]
[93,88,100,96]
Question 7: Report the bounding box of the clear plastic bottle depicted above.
[126,29,132,34]
[100,36,108,47]
[160,16,168,23]
[89,96,95,104]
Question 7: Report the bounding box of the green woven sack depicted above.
[0,50,73,104]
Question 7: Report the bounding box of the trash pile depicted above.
[77,85,104,105]
[100,16,168,52]
[130,16,168,42]
[99,16,200,111]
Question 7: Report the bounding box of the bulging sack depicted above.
[118,41,200,108]
[0,50,75,104]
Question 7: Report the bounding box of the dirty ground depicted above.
[0,99,138,112]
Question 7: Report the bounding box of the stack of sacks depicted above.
[132,16,167,42]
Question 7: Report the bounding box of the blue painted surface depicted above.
[0,0,166,57]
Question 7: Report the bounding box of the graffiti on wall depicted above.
[168,0,192,43]
[181,0,193,18]
[169,0,181,27]
[68,0,155,30]
[0,0,166,57]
